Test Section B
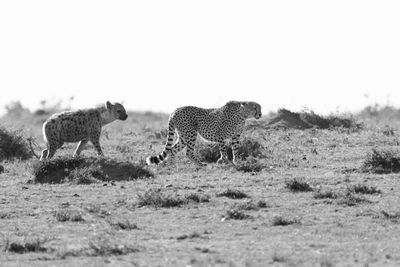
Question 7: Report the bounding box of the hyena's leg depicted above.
[90,137,103,156]
[47,141,63,159]
[185,130,205,167]
[73,139,89,157]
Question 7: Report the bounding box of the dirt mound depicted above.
[31,157,153,184]
[266,109,361,130]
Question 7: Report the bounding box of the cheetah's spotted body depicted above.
[146,101,262,166]
[40,101,127,160]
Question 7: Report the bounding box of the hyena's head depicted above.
[106,101,128,121]
[240,101,262,119]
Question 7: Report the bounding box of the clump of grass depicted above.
[4,238,47,254]
[0,126,32,161]
[233,199,269,211]
[66,166,105,184]
[272,215,300,226]
[88,238,139,256]
[285,178,313,192]
[107,218,139,230]
[336,192,372,207]
[136,189,186,208]
[382,126,395,136]
[32,157,153,184]
[176,232,202,240]
[198,138,265,163]
[224,209,252,220]
[381,210,400,222]
[55,208,84,222]
[272,252,287,263]
[361,149,400,174]
[313,189,339,199]
[235,157,265,173]
[348,184,381,195]
[185,193,210,203]
[216,188,249,199]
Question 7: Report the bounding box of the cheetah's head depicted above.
[241,101,262,119]
[106,101,128,121]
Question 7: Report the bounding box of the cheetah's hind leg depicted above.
[185,133,206,167]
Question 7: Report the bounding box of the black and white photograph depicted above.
[1,1,400,266]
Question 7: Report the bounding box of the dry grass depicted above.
[2,107,400,266]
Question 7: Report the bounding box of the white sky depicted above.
[1,1,400,115]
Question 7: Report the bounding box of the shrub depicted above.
[233,200,269,211]
[0,126,32,161]
[224,209,251,220]
[235,157,265,173]
[198,138,265,163]
[107,218,139,230]
[4,238,47,253]
[272,215,300,226]
[66,166,105,184]
[361,149,400,174]
[348,184,381,195]
[216,188,249,199]
[185,193,210,203]
[55,208,84,222]
[88,238,139,256]
[313,189,339,199]
[136,189,186,208]
[285,178,313,192]
[336,192,372,206]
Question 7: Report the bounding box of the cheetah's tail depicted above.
[146,118,175,165]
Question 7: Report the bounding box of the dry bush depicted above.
[198,138,265,163]
[216,188,249,199]
[3,238,48,254]
[285,178,313,192]
[185,192,211,203]
[0,126,32,161]
[347,184,381,195]
[136,189,186,208]
[361,149,400,174]
[55,208,84,222]
[235,157,266,173]
[224,209,252,220]
[271,215,300,226]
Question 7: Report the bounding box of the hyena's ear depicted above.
[106,101,112,110]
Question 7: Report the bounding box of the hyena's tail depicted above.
[146,118,176,165]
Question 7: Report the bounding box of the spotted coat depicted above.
[146,101,262,166]
[40,101,127,160]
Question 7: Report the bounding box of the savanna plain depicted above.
[1,103,400,267]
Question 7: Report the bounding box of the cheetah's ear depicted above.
[106,101,112,110]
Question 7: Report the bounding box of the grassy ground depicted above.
[1,108,400,266]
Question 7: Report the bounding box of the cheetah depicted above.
[146,101,262,166]
[40,101,128,160]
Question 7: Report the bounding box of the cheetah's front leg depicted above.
[216,139,230,165]
[231,134,241,166]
